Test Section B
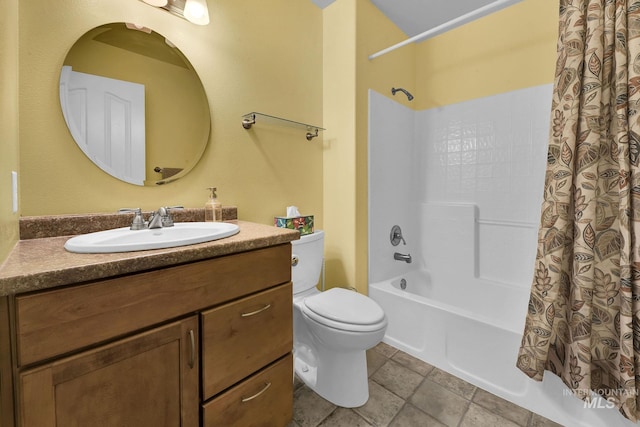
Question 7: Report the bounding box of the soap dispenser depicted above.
[205,187,222,222]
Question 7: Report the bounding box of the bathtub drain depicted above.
[400,278,407,290]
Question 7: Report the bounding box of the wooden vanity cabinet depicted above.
[9,244,293,427]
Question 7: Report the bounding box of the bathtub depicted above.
[369,269,635,427]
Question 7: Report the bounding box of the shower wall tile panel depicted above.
[420,202,478,281]
[417,85,552,224]
[416,84,552,288]
[478,224,539,286]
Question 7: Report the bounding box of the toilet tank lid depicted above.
[303,288,385,325]
[292,230,324,246]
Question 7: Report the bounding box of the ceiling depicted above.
[310,0,519,39]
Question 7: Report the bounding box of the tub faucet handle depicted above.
[390,225,406,246]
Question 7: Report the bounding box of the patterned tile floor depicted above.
[289,342,563,427]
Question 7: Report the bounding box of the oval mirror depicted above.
[59,23,210,186]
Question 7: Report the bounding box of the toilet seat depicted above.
[302,288,387,332]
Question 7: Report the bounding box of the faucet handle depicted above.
[161,206,184,227]
[390,225,406,246]
[118,208,147,230]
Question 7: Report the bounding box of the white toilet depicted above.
[291,230,388,408]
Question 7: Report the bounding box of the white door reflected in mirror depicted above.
[60,66,146,186]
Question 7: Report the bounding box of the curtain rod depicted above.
[368,0,523,60]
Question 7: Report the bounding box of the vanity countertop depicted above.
[0,220,300,297]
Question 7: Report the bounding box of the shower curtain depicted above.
[517,0,640,421]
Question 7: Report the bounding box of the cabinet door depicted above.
[18,316,198,427]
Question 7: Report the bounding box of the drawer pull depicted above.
[241,382,271,403]
[241,304,271,317]
[188,329,195,369]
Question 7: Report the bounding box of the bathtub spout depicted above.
[394,252,412,263]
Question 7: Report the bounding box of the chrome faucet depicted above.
[147,207,167,229]
[394,252,412,263]
[148,206,184,229]
[120,206,183,230]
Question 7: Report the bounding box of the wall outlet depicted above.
[11,171,18,213]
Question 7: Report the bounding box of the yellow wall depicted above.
[323,0,413,293]
[415,0,558,109]
[323,0,357,288]
[18,0,323,227]
[0,0,20,262]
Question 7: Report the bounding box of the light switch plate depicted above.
[11,171,18,213]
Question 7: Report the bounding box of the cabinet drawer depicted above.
[16,244,291,366]
[202,282,292,399]
[202,353,292,427]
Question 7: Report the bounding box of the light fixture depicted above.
[183,0,210,26]
[139,0,210,26]
[142,0,168,6]
[125,22,152,33]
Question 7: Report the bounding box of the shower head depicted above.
[391,87,414,101]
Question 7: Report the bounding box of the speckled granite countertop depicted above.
[0,210,299,297]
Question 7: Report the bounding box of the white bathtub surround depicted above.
[368,90,419,284]
[368,87,636,426]
[421,202,478,281]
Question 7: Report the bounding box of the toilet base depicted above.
[294,347,369,408]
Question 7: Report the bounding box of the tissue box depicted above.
[274,215,314,235]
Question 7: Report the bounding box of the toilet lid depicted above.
[302,288,386,326]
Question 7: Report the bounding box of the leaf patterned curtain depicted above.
[517,0,640,421]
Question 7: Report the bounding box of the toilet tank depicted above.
[291,230,324,294]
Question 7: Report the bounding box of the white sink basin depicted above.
[64,222,240,253]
